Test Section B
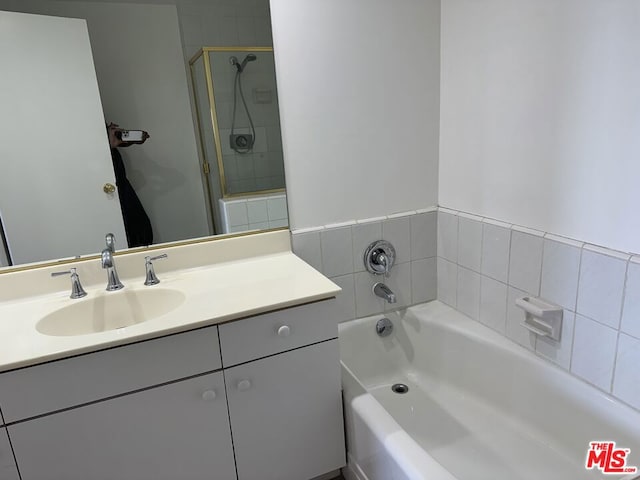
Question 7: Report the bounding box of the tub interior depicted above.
[340,301,640,480]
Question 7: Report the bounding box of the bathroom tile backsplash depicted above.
[437,207,640,412]
[219,193,288,234]
[292,205,639,411]
[291,209,438,324]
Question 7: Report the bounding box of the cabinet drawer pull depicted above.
[277,325,291,337]
[201,390,217,401]
[237,380,252,391]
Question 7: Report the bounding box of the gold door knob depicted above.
[103,183,116,194]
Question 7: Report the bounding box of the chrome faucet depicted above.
[373,282,396,304]
[101,233,124,291]
[51,267,87,299]
[144,254,168,286]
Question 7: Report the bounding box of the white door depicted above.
[0,11,126,265]
[225,340,346,480]
[8,372,237,480]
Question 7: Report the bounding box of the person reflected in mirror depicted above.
[107,122,153,248]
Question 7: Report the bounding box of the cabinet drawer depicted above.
[0,326,221,423]
[219,298,338,367]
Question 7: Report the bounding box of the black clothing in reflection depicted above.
[110,148,153,248]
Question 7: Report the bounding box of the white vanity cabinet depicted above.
[219,300,345,480]
[0,427,20,480]
[0,298,344,480]
[225,341,344,480]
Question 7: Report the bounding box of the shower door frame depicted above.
[189,46,286,203]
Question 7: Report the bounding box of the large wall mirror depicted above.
[0,0,287,270]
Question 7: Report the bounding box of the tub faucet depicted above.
[373,282,396,304]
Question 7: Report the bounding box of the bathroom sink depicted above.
[36,288,186,336]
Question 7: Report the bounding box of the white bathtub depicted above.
[339,301,640,480]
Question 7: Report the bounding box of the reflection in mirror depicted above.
[0,0,288,269]
[190,47,287,234]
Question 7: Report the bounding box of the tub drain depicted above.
[391,383,409,394]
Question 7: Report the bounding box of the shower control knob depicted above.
[202,390,216,401]
[237,380,251,392]
[277,325,291,337]
[364,240,396,275]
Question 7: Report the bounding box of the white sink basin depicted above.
[37,288,186,336]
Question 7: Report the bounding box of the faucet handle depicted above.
[144,254,168,286]
[51,268,87,299]
[105,233,116,253]
[364,240,396,276]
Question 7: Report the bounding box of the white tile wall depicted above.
[613,334,640,411]
[621,257,640,339]
[437,257,457,308]
[219,193,288,234]
[457,267,481,321]
[458,214,483,272]
[508,230,543,295]
[321,226,355,278]
[437,206,640,412]
[577,247,628,329]
[437,211,458,262]
[177,0,272,59]
[571,314,618,391]
[291,209,438,324]
[540,237,582,311]
[479,275,507,334]
[481,220,511,283]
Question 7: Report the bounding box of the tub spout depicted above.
[373,282,396,304]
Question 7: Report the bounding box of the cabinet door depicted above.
[0,428,19,480]
[9,373,236,480]
[225,340,345,480]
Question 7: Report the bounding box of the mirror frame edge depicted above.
[0,227,290,275]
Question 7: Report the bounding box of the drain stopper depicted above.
[391,383,409,394]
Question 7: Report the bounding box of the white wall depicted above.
[440,0,640,254]
[270,0,440,229]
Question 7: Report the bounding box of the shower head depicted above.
[239,54,257,72]
[230,54,257,73]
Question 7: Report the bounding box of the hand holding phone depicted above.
[120,130,144,142]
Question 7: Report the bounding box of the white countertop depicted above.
[0,250,340,373]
